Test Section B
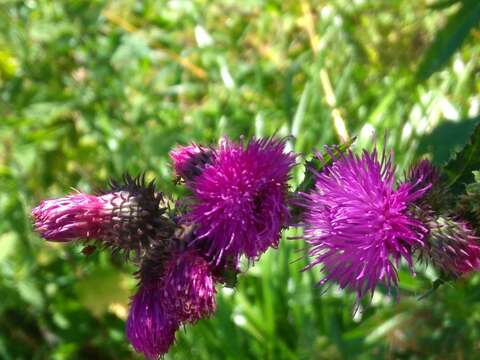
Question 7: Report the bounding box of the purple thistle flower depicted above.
[303,148,429,300]
[126,279,179,359]
[406,159,446,211]
[32,175,174,255]
[32,193,109,242]
[169,144,213,182]
[162,249,216,323]
[188,137,296,263]
[420,216,480,276]
[407,160,440,192]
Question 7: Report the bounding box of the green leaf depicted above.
[0,231,18,261]
[291,83,310,138]
[365,313,409,344]
[417,0,480,80]
[417,116,480,165]
[443,122,480,194]
[75,268,132,317]
[17,280,44,309]
[429,0,462,10]
[418,277,449,300]
[397,270,426,292]
[296,137,356,194]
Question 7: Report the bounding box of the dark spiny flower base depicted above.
[418,215,480,277]
[101,174,176,258]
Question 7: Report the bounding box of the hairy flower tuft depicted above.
[303,148,429,300]
[32,193,108,242]
[162,249,216,323]
[126,279,178,359]
[188,137,296,263]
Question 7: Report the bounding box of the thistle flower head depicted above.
[188,137,296,263]
[303,148,429,300]
[32,174,174,256]
[162,249,216,323]
[407,160,439,190]
[406,159,445,210]
[420,216,480,276]
[32,193,108,242]
[169,144,213,182]
[126,279,178,359]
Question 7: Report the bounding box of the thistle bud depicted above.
[406,159,447,211]
[32,174,175,256]
[420,216,480,276]
[169,144,213,182]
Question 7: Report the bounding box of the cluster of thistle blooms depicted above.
[31,136,480,358]
[32,137,296,359]
[302,146,480,302]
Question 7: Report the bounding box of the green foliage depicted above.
[296,137,355,195]
[444,122,480,194]
[418,0,480,80]
[1,0,480,359]
[417,115,479,165]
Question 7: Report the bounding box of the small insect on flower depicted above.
[32,174,175,257]
[188,137,296,264]
[81,245,97,256]
[302,147,430,300]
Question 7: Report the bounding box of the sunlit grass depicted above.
[1,0,480,358]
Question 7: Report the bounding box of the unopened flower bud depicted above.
[169,144,213,182]
[32,174,174,256]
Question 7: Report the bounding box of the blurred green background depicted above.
[1,0,480,359]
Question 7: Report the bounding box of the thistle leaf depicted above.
[443,122,480,195]
[418,0,480,80]
[297,137,356,194]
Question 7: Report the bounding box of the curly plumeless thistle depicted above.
[33,173,220,359]
[32,174,175,256]
[188,137,296,263]
[302,147,430,300]
[30,135,480,358]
